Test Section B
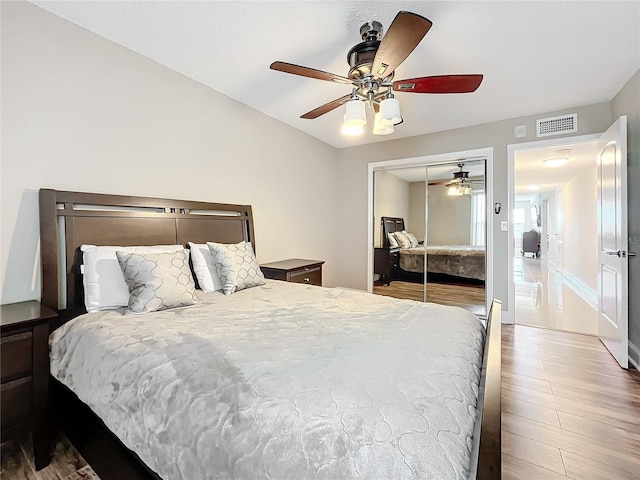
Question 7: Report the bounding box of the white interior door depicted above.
[597,116,628,369]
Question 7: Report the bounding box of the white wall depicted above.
[427,185,472,245]
[335,102,614,310]
[373,171,409,247]
[0,2,339,303]
[562,165,598,291]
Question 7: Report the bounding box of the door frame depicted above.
[367,147,494,318]
[506,133,601,324]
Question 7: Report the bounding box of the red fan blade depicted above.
[270,61,352,85]
[372,11,432,78]
[393,74,484,94]
[301,94,352,119]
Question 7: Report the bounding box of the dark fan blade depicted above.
[393,74,483,93]
[373,102,380,113]
[270,61,352,84]
[371,11,432,78]
[301,94,352,119]
[428,180,449,186]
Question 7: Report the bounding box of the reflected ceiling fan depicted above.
[428,164,484,195]
[270,11,483,136]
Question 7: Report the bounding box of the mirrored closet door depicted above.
[372,159,487,317]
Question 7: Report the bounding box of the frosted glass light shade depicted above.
[448,186,459,196]
[543,158,567,168]
[380,97,401,124]
[373,112,394,135]
[341,122,364,136]
[344,99,367,126]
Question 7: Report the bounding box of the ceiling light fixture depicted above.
[372,112,394,135]
[341,121,365,136]
[527,185,541,191]
[379,93,402,125]
[543,158,568,168]
[447,182,473,196]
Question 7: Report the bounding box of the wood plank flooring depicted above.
[2,324,638,480]
[502,324,640,480]
[373,280,486,316]
[0,432,99,480]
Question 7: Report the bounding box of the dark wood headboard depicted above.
[39,189,255,312]
[381,217,405,247]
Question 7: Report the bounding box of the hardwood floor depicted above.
[3,324,638,480]
[373,280,486,316]
[0,432,99,480]
[501,324,640,480]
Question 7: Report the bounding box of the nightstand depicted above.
[1,300,57,470]
[261,259,325,286]
[374,247,400,285]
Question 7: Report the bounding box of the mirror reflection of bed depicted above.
[372,161,487,317]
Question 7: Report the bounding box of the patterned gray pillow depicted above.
[387,233,399,248]
[206,241,266,295]
[116,249,199,314]
[407,232,420,248]
[393,230,412,249]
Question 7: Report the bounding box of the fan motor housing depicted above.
[346,40,380,79]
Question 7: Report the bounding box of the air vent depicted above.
[536,113,577,137]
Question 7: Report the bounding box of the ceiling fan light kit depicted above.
[270,10,483,137]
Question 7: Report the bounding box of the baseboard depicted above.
[557,269,598,310]
[629,341,640,371]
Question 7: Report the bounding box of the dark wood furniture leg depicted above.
[33,322,50,470]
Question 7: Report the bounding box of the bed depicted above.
[382,217,485,282]
[39,189,501,480]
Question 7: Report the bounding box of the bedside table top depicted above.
[261,258,324,272]
[0,301,57,329]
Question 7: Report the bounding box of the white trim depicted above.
[507,133,601,325]
[561,269,598,310]
[367,147,494,318]
[629,341,640,371]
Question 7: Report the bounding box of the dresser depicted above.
[374,247,400,285]
[261,259,324,286]
[1,301,57,470]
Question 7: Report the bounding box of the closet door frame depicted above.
[367,147,494,319]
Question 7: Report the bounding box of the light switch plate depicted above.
[501,221,508,231]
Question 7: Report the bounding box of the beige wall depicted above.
[408,182,426,242]
[0,2,339,303]
[335,102,614,311]
[426,185,472,245]
[562,165,598,291]
[373,171,409,247]
[612,69,640,353]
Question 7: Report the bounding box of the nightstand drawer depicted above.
[390,251,400,268]
[290,267,322,286]
[1,377,32,428]
[1,332,32,382]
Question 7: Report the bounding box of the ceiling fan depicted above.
[429,164,484,195]
[270,11,483,135]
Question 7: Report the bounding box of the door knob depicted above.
[605,250,622,257]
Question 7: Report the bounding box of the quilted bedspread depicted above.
[50,280,485,480]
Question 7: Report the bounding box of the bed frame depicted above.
[39,189,501,480]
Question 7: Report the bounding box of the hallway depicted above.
[514,256,597,335]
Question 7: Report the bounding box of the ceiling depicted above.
[385,160,485,183]
[514,140,597,194]
[31,1,640,149]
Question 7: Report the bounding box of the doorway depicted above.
[367,148,494,318]
[511,138,599,335]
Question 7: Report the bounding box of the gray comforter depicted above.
[50,280,485,480]
[399,246,485,281]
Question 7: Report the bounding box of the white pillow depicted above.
[188,242,223,292]
[407,232,420,248]
[387,233,399,248]
[81,244,183,312]
[206,241,266,295]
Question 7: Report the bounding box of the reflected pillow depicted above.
[81,244,184,312]
[116,249,199,314]
[188,242,223,292]
[407,232,420,248]
[387,233,399,248]
[393,230,412,249]
[207,241,266,295]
